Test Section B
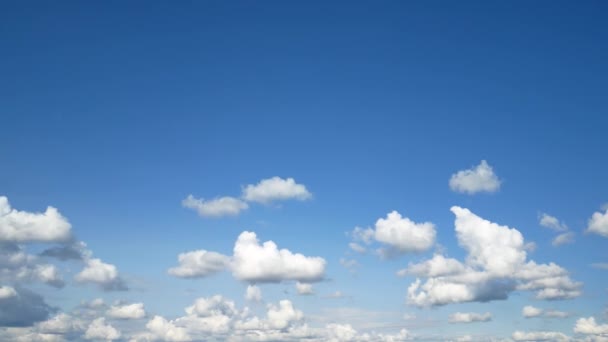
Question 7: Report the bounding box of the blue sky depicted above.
[1,1,608,341]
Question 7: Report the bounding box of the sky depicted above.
[1,1,608,341]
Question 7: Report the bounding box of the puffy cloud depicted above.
[245,285,262,302]
[398,254,465,278]
[0,286,16,299]
[182,195,248,218]
[37,313,84,334]
[325,323,357,341]
[0,196,71,243]
[84,318,120,341]
[448,312,492,323]
[75,258,127,291]
[266,300,303,330]
[553,232,575,247]
[146,316,192,342]
[574,317,608,335]
[523,306,543,318]
[449,160,501,194]
[0,287,55,327]
[587,209,608,238]
[0,243,63,287]
[512,330,570,341]
[349,211,436,258]
[231,231,326,283]
[107,303,146,320]
[539,213,568,231]
[242,177,312,204]
[295,282,314,295]
[374,211,436,256]
[168,250,229,278]
[405,207,581,307]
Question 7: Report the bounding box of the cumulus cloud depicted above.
[182,195,248,218]
[36,313,84,335]
[574,317,608,335]
[587,209,608,238]
[512,330,570,341]
[0,287,55,327]
[242,177,312,204]
[405,206,581,307]
[245,285,262,302]
[349,211,436,258]
[539,213,568,232]
[84,317,120,340]
[449,160,501,194]
[0,196,72,243]
[448,312,491,323]
[295,282,314,295]
[231,231,326,283]
[146,315,192,342]
[523,306,543,318]
[168,250,229,278]
[0,244,64,288]
[0,286,16,299]
[75,258,127,291]
[107,303,146,320]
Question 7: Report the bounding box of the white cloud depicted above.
[552,232,575,246]
[182,195,248,218]
[0,196,72,243]
[448,312,492,323]
[37,313,84,334]
[0,285,17,299]
[545,310,568,318]
[512,330,569,341]
[405,206,581,307]
[374,211,436,255]
[266,300,303,330]
[146,315,192,342]
[449,160,501,194]
[349,211,436,258]
[295,282,314,295]
[242,177,312,204]
[107,303,146,320]
[574,317,608,335]
[523,305,543,318]
[398,254,465,278]
[84,317,121,341]
[168,250,229,278]
[245,285,262,302]
[75,258,127,291]
[231,231,326,283]
[587,209,608,238]
[539,213,568,231]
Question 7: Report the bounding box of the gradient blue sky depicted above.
[1,1,608,341]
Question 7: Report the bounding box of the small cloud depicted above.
[449,160,501,194]
[182,195,248,218]
[241,177,312,204]
[539,213,568,232]
[448,312,492,323]
[552,232,575,246]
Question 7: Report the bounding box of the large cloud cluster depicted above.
[402,206,581,306]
